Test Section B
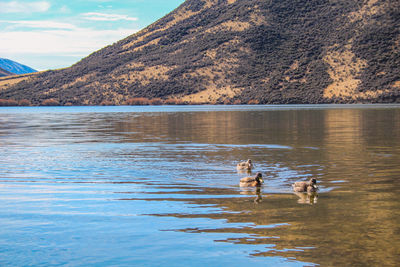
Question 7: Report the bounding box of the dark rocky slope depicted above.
[0,0,399,105]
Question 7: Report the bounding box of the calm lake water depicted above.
[0,105,399,266]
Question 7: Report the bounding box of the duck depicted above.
[292,178,318,193]
[236,159,253,171]
[240,172,263,187]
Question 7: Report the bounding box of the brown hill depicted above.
[0,0,399,105]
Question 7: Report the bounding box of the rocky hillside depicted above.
[0,0,399,105]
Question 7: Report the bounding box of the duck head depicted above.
[307,184,318,192]
[255,172,263,184]
[307,178,318,192]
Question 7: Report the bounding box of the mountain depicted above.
[0,67,14,77]
[0,0,399,105]
[0,58,37,75]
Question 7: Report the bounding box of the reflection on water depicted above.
[240,186,263,204]
[0,105,399,266]
[294,192,318,205]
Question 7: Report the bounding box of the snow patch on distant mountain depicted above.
[0,58,37,75]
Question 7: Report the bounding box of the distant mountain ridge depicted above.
[0,58,37,75]
[0,67,14,77]
[0,0,399,105]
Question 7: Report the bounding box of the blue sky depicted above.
[0,0,185,70]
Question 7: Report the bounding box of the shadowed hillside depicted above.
[0,0,399,105]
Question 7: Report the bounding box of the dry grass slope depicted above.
[0,0,398,105]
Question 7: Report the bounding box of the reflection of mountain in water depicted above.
[109,107,400,266]
[124,179,398,266]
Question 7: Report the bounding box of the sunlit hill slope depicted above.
[0,0,399,105]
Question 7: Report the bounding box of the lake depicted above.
[0,105,399,266]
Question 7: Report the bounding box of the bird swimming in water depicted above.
[292,178,318,193]
[236,159,253,171]
[240,172,263,187]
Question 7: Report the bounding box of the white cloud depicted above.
[82,12,138,22]
[59,5,71,14]
[0,6,139,69]
[1,20,77,30]
[0,1,50,13]
[0,27,137,56]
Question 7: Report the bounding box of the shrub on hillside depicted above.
[149,98,163,105]
[18,99,31,106]
[100,100,114,106]
[248,99,260,104]
[125,97,150,105]
[163,99,185,105]
[41,99,60,106]
[0,99,18,106]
